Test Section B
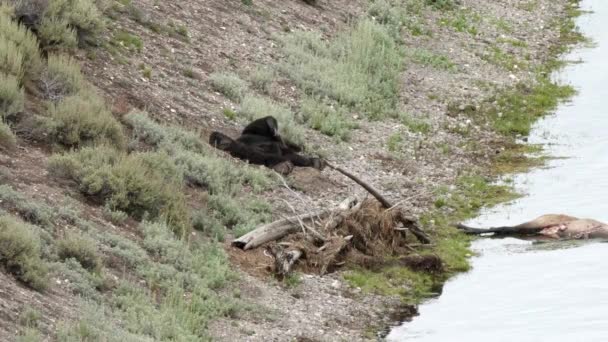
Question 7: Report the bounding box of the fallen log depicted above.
[326,163,431,244]
[232,197,359,250]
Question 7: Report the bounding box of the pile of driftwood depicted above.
[232,164,432,277]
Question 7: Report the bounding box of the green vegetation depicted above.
[46,54,87,95]
[0,121,15,148]
[48,146,191,236]
[300,97,357,141]
[209,71,249,102]
[0,215,48,291]
[0,73,24,119]
[57,232,102,272]
[280,20,404,120]
[439,10,480,35]
[409,48,456,71]
[0,12,42,79]
[47,92,126,148]
[249,67,274,94]
[402,115,431,134]
[239,95,305,146]
[112,30,143,52]
[485,79,576,136]
[0,184,53,226]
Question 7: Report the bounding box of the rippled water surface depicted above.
[388,1,608,341]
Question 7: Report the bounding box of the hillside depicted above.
[0,0,580,341]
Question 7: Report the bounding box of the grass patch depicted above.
[300,97,357,141]
[0,184,53,226]
[112,30,143,52]
[484,79,576,136]
[0,72,25,120]
[409,48,456,71]
[0,215,48,291]
[439,10,480,35]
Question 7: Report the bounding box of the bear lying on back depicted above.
[209,116,324,175]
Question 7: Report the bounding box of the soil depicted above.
[0,0,578,340]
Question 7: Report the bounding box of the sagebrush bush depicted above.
[300,97,357,141]
[239,95,304,146]
[0,72,25,119]
[0,12,42,79]
[48,146,191,236]
[44,53,86,98]
[0,215,48,291]
[0,38,25,81]
[47,92,126,148]
[249,67,274,94]
[209,72,248,102]
[0,185,53,226]
[0,121,16,148]
[281,19,403,120]
[57,232,101,272]
[43,0,105,45]
[38,16,78,50]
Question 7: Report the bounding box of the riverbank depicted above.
[209,0,585,340]
[0,0,583,340]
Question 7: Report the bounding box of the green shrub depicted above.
[38,16,78,49]
[102,205,128,225]
[19,306,42,328]
[191,211,225,241]
[0,38,25,81]
[249,67,274,94]
[239,95,304,146]
[57,233,101,272]
[44,0,105,44]
[208,194,271,237]
[0,185,53,226]
[48,146,191,236]
[300,97,357,140]
[46,54,86,96]
[51,258,105,298]
[47,92,126,148]
[209,72,248,103]
[0,72,24,119]
[280,19,403,120]
[0,215,48,291]
[0,121,16,148]
[0,12,42,79]
[410,48,456,70]
[0,2,14,17]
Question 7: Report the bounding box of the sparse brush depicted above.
[0,72,24,120]
[209,72,248,103]
[0,215,48,291]
[0,185,53,226]
[249,67,274,94]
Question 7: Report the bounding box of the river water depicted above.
[388,1,608,341]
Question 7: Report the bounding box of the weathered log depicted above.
[232,197,359,250]
[326,163,431,244]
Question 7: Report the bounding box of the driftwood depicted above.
[326,163,431,244]
[232,197,359,250]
